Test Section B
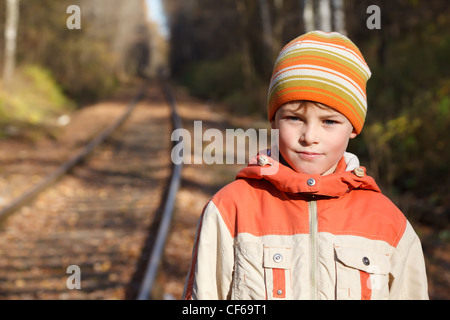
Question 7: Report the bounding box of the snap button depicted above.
[362,256,370,266]
[353,167,365,177]
[273,253,283,263]
[258,155,272,166]
[307,178,316,186]
[277,289,283,295]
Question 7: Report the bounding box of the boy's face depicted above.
[271,101,357,176]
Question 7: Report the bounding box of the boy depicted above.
[183,31,428,300]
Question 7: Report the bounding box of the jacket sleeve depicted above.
[389,221,429,299]
[183,200,234,300]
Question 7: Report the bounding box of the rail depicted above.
[136,76,183,300]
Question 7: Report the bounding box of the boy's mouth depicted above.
[296,151,323,160]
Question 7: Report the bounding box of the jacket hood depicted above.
[236,152,380,198]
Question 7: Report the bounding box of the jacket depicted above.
[183,152,428,300]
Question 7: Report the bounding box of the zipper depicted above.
[309,199,318,300]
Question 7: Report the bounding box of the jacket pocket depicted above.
[334,245,390,300]
[263,245,292,300]
[233,242,265,300]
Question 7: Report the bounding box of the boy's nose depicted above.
[299,124,319,146]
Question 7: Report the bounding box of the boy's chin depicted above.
[287,163,323,175]
[288,161,334,176]
[280,154,336,175]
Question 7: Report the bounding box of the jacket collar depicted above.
[236,152,381,198]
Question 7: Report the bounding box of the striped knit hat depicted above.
[267,31,371,134]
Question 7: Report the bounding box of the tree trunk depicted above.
[303,0,314,32]
[331,0,346,35]
[317,0,331,31]
[236,0,253,91]
[3,0,20,88]
[258,0,274,56]
[304,0,340,33]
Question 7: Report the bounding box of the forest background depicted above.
[0,0,449,298]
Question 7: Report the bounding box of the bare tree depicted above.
[2,0,20,88]
[258,0,274,57]
[236,0,254,91]
[304,0,315,32]
[303,0,346,34]
[317,0,331,31]
[331,0,346,34]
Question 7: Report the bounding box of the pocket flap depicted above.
[334,246,390,274]
[263,246,291,269]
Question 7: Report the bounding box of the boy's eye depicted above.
[324,119,337,125]
[287,116,300,121]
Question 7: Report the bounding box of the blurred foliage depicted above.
[165,0,305,115]
[181,54,244,100]
[0,0,151,103]
[0,0,153,136]
[347,0,450,211]
[180,53,266,113]
[0,64,74,137]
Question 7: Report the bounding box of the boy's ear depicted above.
[350,129,358,139]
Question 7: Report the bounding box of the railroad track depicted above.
[0,77,182,300]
